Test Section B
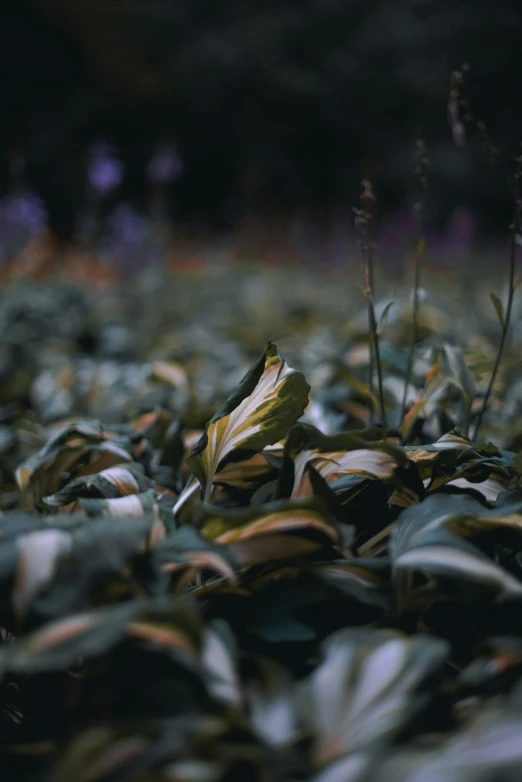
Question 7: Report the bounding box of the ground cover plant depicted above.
[3,71,522,782]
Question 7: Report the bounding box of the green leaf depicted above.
[300,629,448,767]
[377,301,395,335]
[439,345,476,404]
[280,423,410,499]
[438,345,476,431]
[489,291,505,328]
[390,494,522,616]
[186,343,310,502]
[156,525,238,586]
[187,498,340,568]
[42,463,154,508]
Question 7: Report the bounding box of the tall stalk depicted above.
[366,248,376,406]
[365,245,386,428]
[447,63,513,442]
[400,208,422,430]
[400,141,429,433]
[472,155,521,441]
[354,180,386,428]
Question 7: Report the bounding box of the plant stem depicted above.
[401,206,423,432]
[365,244,387,428]
[472,159,520,441]
[363,245,376,410]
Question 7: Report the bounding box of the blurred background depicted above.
[1,0,521,273]
[2,0,522,507]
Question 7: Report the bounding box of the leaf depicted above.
[299,629,448,767]
[0,598,201,673]
[310,559,390,610]
[406,430,515,503]
[150,361,190,396]
[390,494,522,617]
[377,301,395,335]
[310,755,371,782]
[42,463,154,508]
[172,475,201,521]
[333,360,381,411]
[280,423,410,499]
[186,343,310,502]
[489,291,505,328]
[213,451,277,489]
[438,344,476,421]
[246,658,298,747]
[202,619,242,707]
[400,362,447,441]
[0,601,141,672]
[195,500,339,547]
[185,499,340,569]
[78,488,165,520]
[15,420,136,505]
[2,512,169,630]
[382,713,522,782]
[405,430,473,465]
[13,529,73,624]
[156,526,238,588]
[443,473,508,503]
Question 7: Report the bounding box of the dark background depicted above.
[2,0,521,239]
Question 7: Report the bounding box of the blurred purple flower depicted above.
[0,189,48,261]
[88,141,124,196]
[147,144,184,184]
[0,192,47,233]
[101,203,149,269]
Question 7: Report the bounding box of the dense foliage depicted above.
[2,263,522,780]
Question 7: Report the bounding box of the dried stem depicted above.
[401,141,429,434]
[400,209,423,430]
[364,245,376,404]
[354,179,386,428]
[472,155,521,441]
[448,63,511,441]
[366,271,387,429]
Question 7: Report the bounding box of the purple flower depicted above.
[0,189,48,261]
[147,144,184,184]
[0,191,47,234]
[100,203,149,269]
[88,141,124,196]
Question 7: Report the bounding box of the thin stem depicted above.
[472,161,520,441]
[400,207,423,431]
[355,179,385,428]
[203,480,213,504]
[363,245,376,407]
[365,245,387,428]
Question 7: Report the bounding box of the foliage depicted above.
[2,287,522,781]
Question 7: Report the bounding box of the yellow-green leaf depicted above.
[186,344,310,502]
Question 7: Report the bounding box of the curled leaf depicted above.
[187,343,310,502]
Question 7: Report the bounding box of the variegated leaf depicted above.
[299,629,448,767]
[282,424,410,499]
[390,494,522,616]
[42,463,154,508]
[186,343,310,502]
[198,502,339,547]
